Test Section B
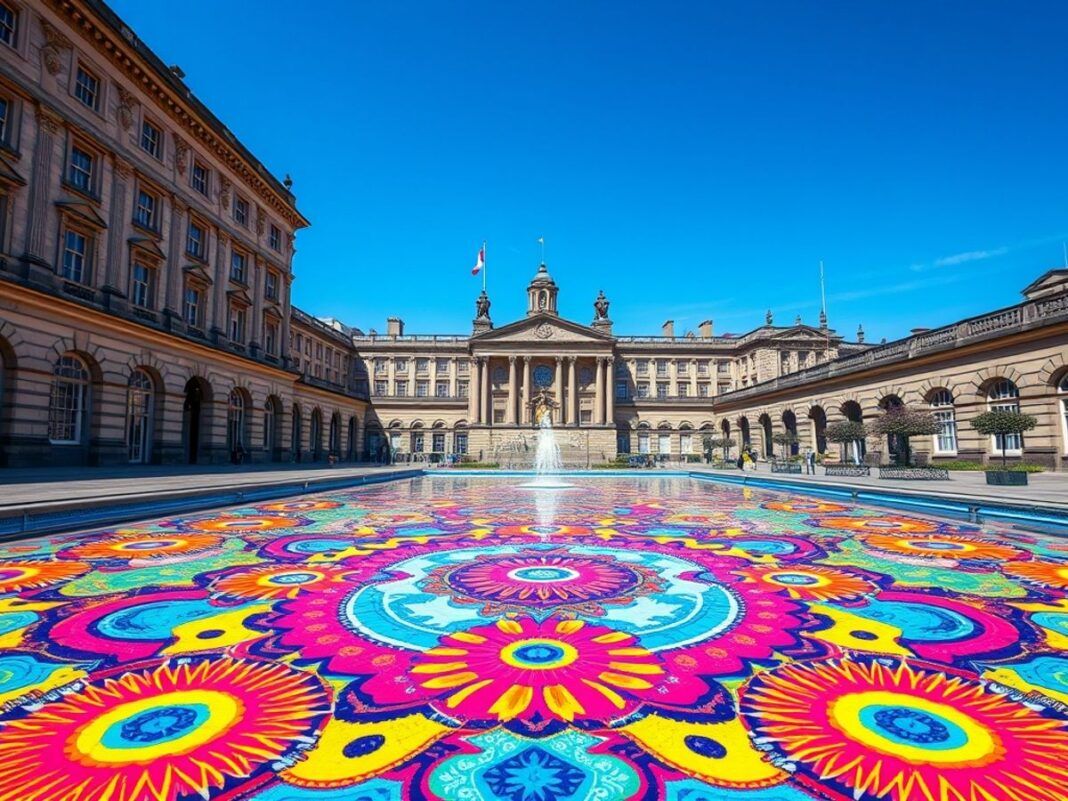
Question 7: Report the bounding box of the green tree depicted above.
[771,431,799,459]
[870,406,941,466]
[971,410,1037,470]
[825,420,868,465]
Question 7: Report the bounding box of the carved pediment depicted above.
[472,314,614,344]
[0,151,26,187]
[55,198,108,229]
[182,263,214,286]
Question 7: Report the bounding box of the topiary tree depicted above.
[971,410,1037,471]
[704,435,736,461]
[869,406,941,466]
[771,431,799,459]
[826,420,868,464]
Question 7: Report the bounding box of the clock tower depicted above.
[526,263,559,316]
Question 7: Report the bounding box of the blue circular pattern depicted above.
[859,704,967,750]
[104,703,209,748]
[513,643,566,665]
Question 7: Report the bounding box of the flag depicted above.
[471,245,485,276]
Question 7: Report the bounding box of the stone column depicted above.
[23,106,62,270]
[449,358,458,397]
[387,357,396,396]
[605,357,616,425]
[594,357,605,425]
[554,357,564,425]
[211,231,230,339]
[690,359,699,396]
[670,360,678,397]
[281,274,293,367]
[567,357,578,425]
[506,356,518,424]
[164,195,186,321]
[468,357,480,422]
[250,256,265,356]
[104,156,132,298]
[481,357,491,425]
[522,356,531,425]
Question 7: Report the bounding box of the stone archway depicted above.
[182,377,212,464]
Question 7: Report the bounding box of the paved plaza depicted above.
[0,475,1066,800]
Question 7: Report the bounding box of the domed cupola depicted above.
[527,263,558,316]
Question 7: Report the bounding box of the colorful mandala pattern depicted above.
[0,477,1064,801]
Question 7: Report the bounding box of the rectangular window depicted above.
[374,380,387,396]
[183,285,200,327]
[698,360,710,376]
[455,432,468,454]
[615,380,628,400]
[264,320,279,355]
[638,432,650,454]
[0,96,9,143]
[435,381,449,397]
[74,66,100,110]
[186,220,205,259]
[432,432,446,453]
[191,161,209,195]
[657,433,671,454]
[416,381,429,397]
[677,361,689,376]
[374,358,387,375]
[140,120,162,159]
[636,360,648,376]
[68,146,94,193]
[228,304,246,343]
[134,189,157,230]
[62,228,88,283]
[269,224,281,251]
[416,358,429,374]
[933,410,957,454]
[234,196,249,226]
[457,381,469,398]
[458,360,469,374]
[492,409,505,424]
[265,270,279,301]
[130,261,153,309]
[230,250,246,283]
[395,358,408,373]
[698,383,710,397]
[678,383,689,397]
[656,382,669,399]
[436,359,450,374]
[0,2,16,47]
[395,381,407,397]
[637,382,649,399]
[656,360,669,377]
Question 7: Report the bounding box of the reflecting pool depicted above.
[0,477,1066,801]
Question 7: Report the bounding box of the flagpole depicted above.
[482,240,487,293]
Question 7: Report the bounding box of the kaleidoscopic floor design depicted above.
[0,476,1066,801]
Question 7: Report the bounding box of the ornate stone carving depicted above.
[116,88,137,130]
[534,322,554,339]
[219,177,232,207]
[255,207,266,236]
[593,290,610,320]
[475,291,491,320]
[35,105,62,135]
[40,22,72,77]
[173,135,190,174]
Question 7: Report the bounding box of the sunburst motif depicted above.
[741,657,1068,801]
[0,656,331,801]
[64,532,223,561]
[1003,560,1068,590]
[862,532,1022,561]
[212,564,355,599]
[0,560,89,593]
[737,564,875,601]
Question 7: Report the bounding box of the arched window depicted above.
[329,413,340,456]
[1058,375,1068,454]
[930,389,957,454]
[126,369,154,463]
[49,354,89,444]
[988,379,1022,454]
[227,390,246,452]
[310,409,323,459]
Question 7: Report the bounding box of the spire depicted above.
[857,324,865,344]
[765,309,773,326]
[819,308,828,329]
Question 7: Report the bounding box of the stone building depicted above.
[0,0,368,466]
[1,1,1066,472]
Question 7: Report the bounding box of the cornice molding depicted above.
[44,0,309,230]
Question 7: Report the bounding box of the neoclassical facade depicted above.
[359,266,1068,469]
[0,0,368,467]
[1,1,1066,472]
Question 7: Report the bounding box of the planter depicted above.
[985,470,1028,486]
[878,466,950,481]
[825,465,871,477]
[771,461,803,474]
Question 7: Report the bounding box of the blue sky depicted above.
[112,1,1068,341]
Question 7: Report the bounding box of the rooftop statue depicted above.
[594,290,610,321]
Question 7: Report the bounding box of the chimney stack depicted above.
[662,320,675,338]
[386,317,404,338]
[699,319,713,338]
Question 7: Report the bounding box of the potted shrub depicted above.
[971,410,1038,485]
[770,432,801,472]
[824,421,870,475]
[869,406,946,478]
